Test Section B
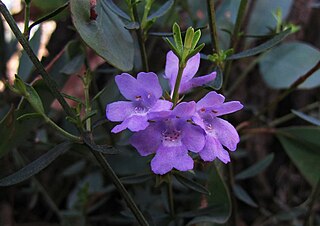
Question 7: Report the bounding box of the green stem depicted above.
[14,150,62,221]
[167,176,175,218]
[206,0,220,53]
[172,64,185,107]
[223,0,248,91]
[91,151,149,226]
[0,1,77,121]
[28,2,69,33]
[83,70,92,132]
[23,0,31,39]
[131,0,149,72]
[43,116,82,142]
[228,162,238,226]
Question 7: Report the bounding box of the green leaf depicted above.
[17,113,42,121]
[70,0,134,71]
[235,153,274,180]
[147,0,174,20]
[0,142,72,186]
[105,0,131,20]
[259,42,320,89]
[233,184,258,208]
[173,23,183,53]
[227,29,291,60]
[291,110,320,126]
[25,85,45,114]
[247,0,293,35]
[191,29,201,50]
[173,172,210,195]
[83,135,118,155]
[18,26,42,80]
[276,127,320,186]
[120,173,153,184]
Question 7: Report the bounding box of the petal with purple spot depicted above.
[137,72,162,99]
[196,91,225,110]
[149,100,173,113]
[172,101,196,118]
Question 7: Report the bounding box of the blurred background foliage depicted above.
[0,0,319,225]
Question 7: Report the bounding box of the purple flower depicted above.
[130,102,205,175]
[164,51,216,94]
[193,91,243,163]
[106,72,172,133]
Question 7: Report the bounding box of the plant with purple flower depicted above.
[192,91,243,164]
[105,23,243,175]
[130,102,206,175]
[106,72,172,133]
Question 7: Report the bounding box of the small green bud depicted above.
[184,27,194,50]
[11,75,28,96]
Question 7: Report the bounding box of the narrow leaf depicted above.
[105,0,131,20]
[191,29,201,50]
[83,135,118,154]
[233,185,258,207]
[186,43,205,61]
[124,21,140,30]
[227,29,292,60]
[147,0,174,20]
[173,23,183,53]
[18,26,42,80]
[17,113,42,121]
[291,110,320,126]
[174,172,210,195]
[0,142,72,186]
[235,153,274,180]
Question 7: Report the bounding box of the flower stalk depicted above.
[23,0,31,39]
[172,64,185,107]
[91,151,150,226]
[206,0,220,53]
[223,0,248,91]
[130,0,149,72]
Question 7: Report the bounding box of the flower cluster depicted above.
[106,51,243,175]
